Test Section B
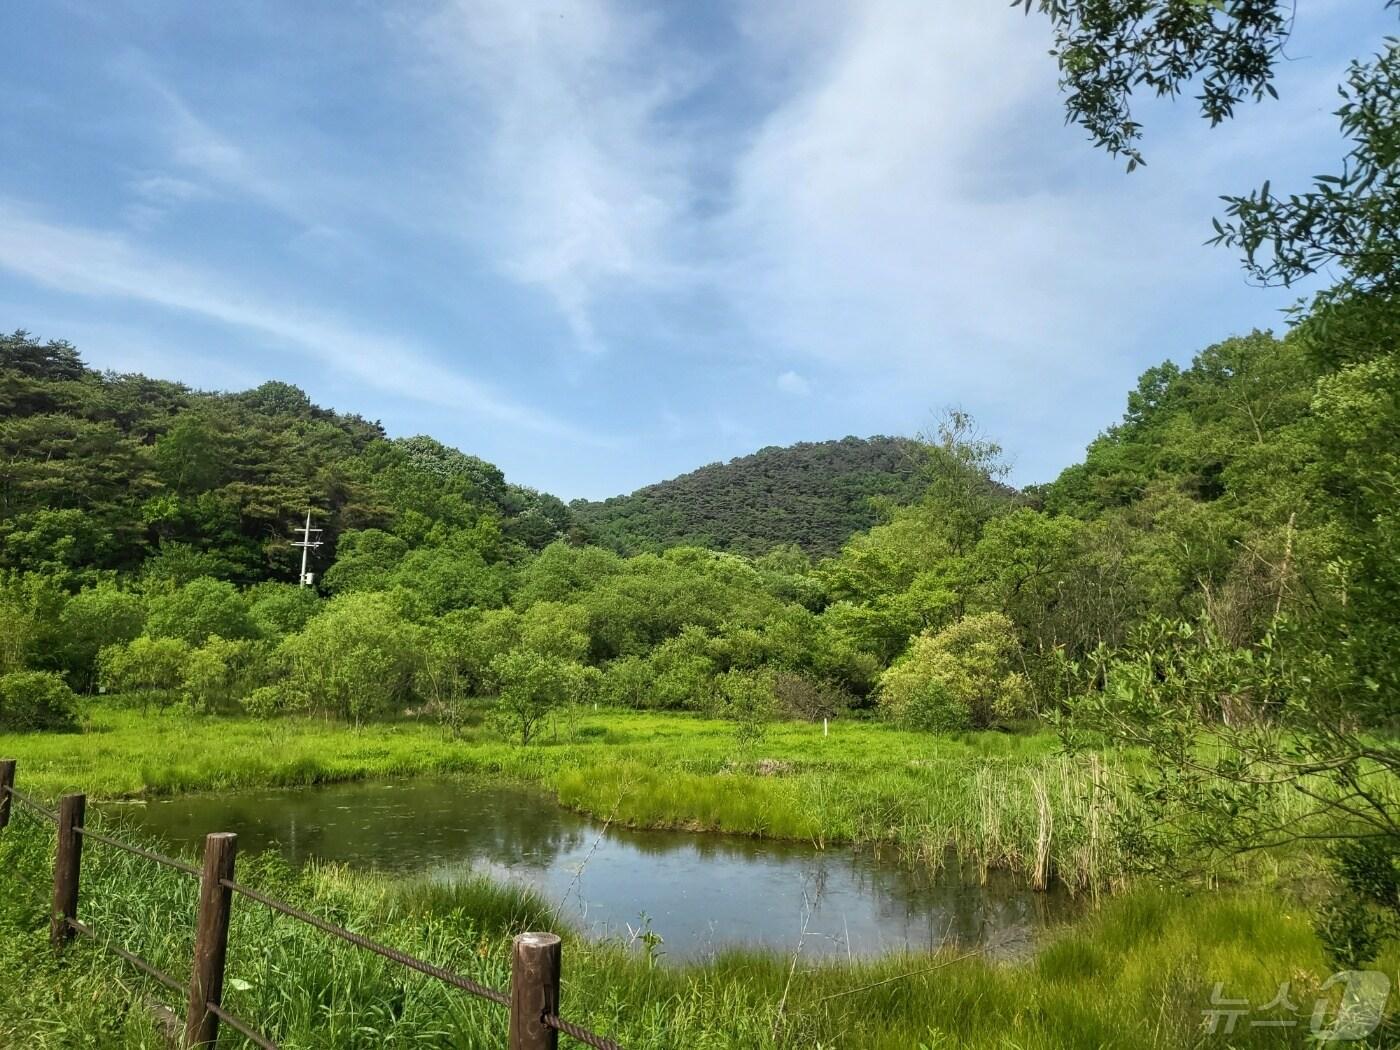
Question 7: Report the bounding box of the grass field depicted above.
[0,704,1317,891]
[0,705,1382,1047]
[1,705,1135,888]
[0,810,1385,1050]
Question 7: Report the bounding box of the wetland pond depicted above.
[111,778,1077,962]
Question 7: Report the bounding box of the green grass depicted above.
[0,706,1379,1046]
[0,705,1317,890]
[0,811,1389,1049]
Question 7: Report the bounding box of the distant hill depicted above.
[571,436,925,556]
[0,330,571,584]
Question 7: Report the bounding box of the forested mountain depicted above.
[0,330,572,586]
[571,437,926,556]
[3,318,1394,744]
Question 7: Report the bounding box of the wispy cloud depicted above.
[1,0,1379,497]
[0,200,598,443]
[114,56,309,224]
[404,0,704,353]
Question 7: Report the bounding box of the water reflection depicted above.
[112,779,1076,962]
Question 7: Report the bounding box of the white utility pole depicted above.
[291,509,323,588]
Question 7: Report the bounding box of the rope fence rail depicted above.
[220,876,512,1008]
[75,823,203,877]
[0,759,628,1050]
[66,917,187,996]
[7,784,58,823]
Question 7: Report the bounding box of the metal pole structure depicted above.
[291,509,323,588]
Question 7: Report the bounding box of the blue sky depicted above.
[0,1,1389,500]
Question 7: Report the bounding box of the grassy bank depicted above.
[0,811,1387,1049]
[0,705,1316,890]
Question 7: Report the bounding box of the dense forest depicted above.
[1,319,1391,742]
[570,437,926,555]
[4,317,1390,764]
[0,331,573,586]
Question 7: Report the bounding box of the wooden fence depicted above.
[0,759,624,1050]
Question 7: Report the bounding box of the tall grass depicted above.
[0,813,1390,1049]
[0,706,1321,890]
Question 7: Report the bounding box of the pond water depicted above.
[110,778,1076,962]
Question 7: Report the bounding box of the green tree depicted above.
[322,529,409,595]
[646,626,715,710]
[389,545,507,617]
[145,578,258,645]
[0,508,111,583]
[181,637,262,713]
[140,543,240,589]
[0,574,67,677]
[519,601,591,662]
[1027,0,1290,170]
[98,636,191,707]
[246,582,320,640]
[414,610,481,732]
[1211,41,1400,301]
[153,413,232,494]
[58,583,146,691]
[489,648,582,744]
[277,592,421,722]
[878,613,1031,732]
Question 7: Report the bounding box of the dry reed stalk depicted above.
[1031,772,1053,891]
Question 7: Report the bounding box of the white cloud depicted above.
[403,0,702,353]
[776,369,811,396]
[5,0,1371,494]
[122,173,214,230]
[0,200,599,443]
[115,58,303,220]
[718,4,1141,383]
[396,0,1205,424]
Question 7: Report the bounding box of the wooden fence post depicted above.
[50,793,85,953]
[185,832,238,1049]
[509,932,561,1050]
[0,759,14,829]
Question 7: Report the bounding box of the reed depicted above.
[0,704,1324,890]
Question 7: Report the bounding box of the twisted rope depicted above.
[75,825,202,877]
[544,1011,627,1050]
[206,1001,279,1050]
[5,786,57,823]
[65,918,184,995]
[221,877,511,1007]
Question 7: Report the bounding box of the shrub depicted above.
[242,682,309,719]
[877,612,1032,731]
[97,636,192,707]
[0,671,80,732]
[771,671,849,722]
[489,648,585,744]
[647,627,714,710]
[181,637,264,713]
[277,592,421,722]
[146,577,258,645]
[600,656,654,708]
[708,668,777,746]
